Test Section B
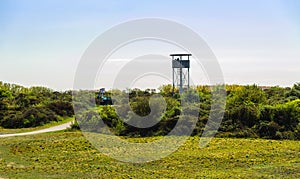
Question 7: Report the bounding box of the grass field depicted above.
[0,117,74,134]
[0,131,299,178]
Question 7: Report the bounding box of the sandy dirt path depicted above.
[0,121,73,138]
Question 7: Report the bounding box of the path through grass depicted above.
[0,117,74,134]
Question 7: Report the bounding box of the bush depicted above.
[1,107,58,128]
[257,121,281,139]
[69,120,80,131]
[46,101,74,117]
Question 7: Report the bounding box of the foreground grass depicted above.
[0,132,299,178]
[0,117,74,134]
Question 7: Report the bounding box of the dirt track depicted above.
[0,121,73,138]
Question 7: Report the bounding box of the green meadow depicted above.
[0,131,299,178]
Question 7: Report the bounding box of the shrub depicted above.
[1,107,58,128]
[46,101,74,117]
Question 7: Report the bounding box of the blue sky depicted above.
[0,0,299,90]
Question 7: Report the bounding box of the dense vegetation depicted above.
[75,83,300,140]
[1,81,300,140]
[0,132,299,178]
[0,82,74,129]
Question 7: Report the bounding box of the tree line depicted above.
[1,81,299,140]
[75,83,300,140]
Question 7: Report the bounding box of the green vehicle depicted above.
[97,88,113,105]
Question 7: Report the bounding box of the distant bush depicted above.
[46,101,74,117]
[0,82,73,128]
[1,106,58,128]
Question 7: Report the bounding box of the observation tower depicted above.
[170,54,191,95]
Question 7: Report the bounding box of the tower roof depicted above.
[170,54,192,57]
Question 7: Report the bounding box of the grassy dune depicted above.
[0,132,299,178]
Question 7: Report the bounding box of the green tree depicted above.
[286,82,300,100]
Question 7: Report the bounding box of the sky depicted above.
[0,0,300,90]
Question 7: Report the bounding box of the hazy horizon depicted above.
[1,79,298,92]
